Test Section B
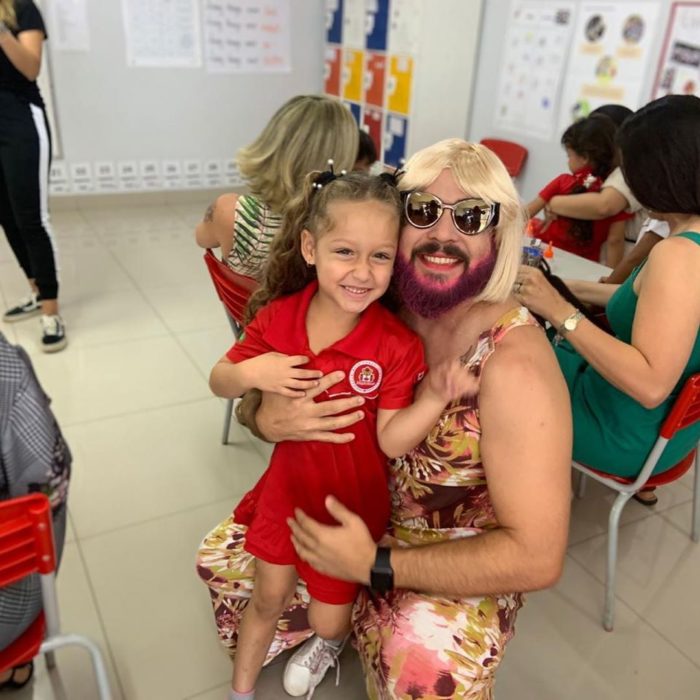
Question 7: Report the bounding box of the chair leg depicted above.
[692,450,699,543]
[222,399,233,445]
[604,492,632,631]
[575,472,587,499]
[45,650,56,669]
[40,634,112,700]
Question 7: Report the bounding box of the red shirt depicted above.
[538,167,632,261]
[228,282,426,567]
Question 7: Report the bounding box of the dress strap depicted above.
[462,306,541,373]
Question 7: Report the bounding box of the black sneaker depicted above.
[40,314,68,353]
[3,293,41,322]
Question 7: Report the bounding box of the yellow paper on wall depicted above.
[342,49,365,102]
[387,55,413,115]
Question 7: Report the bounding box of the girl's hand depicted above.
[249,353,323,398]
[426,356,481,404]
[513,265,571,324]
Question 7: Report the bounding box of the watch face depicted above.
[564,317,577,331]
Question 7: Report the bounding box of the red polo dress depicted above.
[538,166,632,261]
[227,282,427,604]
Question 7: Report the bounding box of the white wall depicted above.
[468,0,675,201]
[47,0,324,170]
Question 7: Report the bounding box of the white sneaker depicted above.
[282,635,343,699]
[40,314,67,353]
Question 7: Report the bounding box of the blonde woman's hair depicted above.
[399,139,523,304]
[0,0,17,27]
[237,95,359,214]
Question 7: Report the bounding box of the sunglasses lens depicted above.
[454,200,493,234]
[406,193,440,227]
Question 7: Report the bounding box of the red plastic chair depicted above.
[0,494,111,698]
[480,138,528,177]
[203,250,260,443]
[573,373,700,630]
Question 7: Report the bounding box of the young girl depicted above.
[208,170,479,699]
[526,114,631,264]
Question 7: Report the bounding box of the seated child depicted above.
[527,115,631,264]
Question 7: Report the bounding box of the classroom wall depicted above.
[468,0,675,201]
[45,0,325,192]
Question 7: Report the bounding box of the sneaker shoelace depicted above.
[304,640,341,700]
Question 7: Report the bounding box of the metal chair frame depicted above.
[0,493,112,698]
[573,373,700,630]
[203,249,259,444]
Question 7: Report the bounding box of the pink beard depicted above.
[393,242,497,319]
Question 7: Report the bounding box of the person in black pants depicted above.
[0,0,65,352]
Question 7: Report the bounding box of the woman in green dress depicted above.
[514,94,700,505]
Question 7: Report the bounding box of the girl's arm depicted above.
[549,187,628,220]
[519,237,700,408]
[376,361,479,458]
[604,219,626,267]
[210,353,322,399]
[604,230,663,284]
[0,28,43,80]
[526,196,546,219]
[195,192,239,252]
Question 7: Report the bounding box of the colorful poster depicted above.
[558,2,661,130]
[325,45,342,95]
[325,0,343,44]
[383,113,408,167]
[386,54,413,115]
[652,2,700,98]
[362,106,383,155]
[342,49,365,102]
[364,52,386,106]
[343,0,366,48]
[494,1,576,140]
[366,0,390,51]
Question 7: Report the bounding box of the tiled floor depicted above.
[1,200,699,700]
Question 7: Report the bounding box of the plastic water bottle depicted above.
[522,245,543,267]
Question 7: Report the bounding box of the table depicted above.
[522,238,611,282]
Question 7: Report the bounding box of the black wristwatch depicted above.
[370,546,394,593]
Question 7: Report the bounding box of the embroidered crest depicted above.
[349,360,383,394]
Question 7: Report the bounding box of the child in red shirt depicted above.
[209,170,479,699]
[527,115,630,264]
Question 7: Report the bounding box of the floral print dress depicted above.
[196,306,540,699]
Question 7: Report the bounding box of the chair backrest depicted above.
[661,373,700,439]
[0,493,55,588]
[480,138,528,177]
[203,249,260,328]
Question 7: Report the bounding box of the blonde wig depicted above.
[399,139,524,304]
[237,95,359,214]
[0,0,17,27]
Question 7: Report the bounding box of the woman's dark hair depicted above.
[356,129,378,165]
[561,114,618,243]
[616,94,700,215]
[590,103,633,129]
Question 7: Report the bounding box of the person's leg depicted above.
[196,515,314,658]
[283,598,352,697]
[353,587,524,700]
[1,100,64,348]
[231,560,298,694]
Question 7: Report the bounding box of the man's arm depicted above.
[549,187,628,220]
[290,328,572,595]
[195,193,238,251]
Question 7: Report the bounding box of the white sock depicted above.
[229,689,255,699]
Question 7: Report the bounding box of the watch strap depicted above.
[370,546,394,593]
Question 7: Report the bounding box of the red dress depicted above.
[227,282,427,604]
[537,167,632,261]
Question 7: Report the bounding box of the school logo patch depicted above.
[349,360,383,395]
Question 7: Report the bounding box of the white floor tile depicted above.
[11,288,170,350]
[65,398,266,538]
[496,556,700,700]
[568,511,700,666]
[176,327,237,379]
[79,499,240,700]
[25,335,211,425]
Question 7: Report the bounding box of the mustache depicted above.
[412,241,469,264]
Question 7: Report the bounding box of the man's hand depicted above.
[257,371,365,443]
[288,496,376,585]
